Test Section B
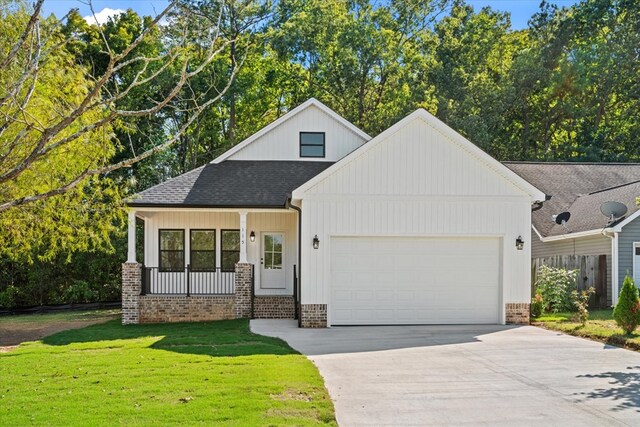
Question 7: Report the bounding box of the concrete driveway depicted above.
[251,320,640,426]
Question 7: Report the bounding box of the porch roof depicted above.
[127,160,333,208]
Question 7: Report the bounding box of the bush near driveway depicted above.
[613,276,640,334]
[0,319,336,426]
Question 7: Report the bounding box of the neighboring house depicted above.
[505,162,640,307]
[122,98,545,327]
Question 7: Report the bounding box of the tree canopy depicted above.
[1,0,639,306]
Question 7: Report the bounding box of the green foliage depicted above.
[5,0,640,306]
[534,265,577,313]
[0,4,126,261]
[613,276,640,335]
[0,238,124,308]
[530,293,544,318]
[571,286,596,326]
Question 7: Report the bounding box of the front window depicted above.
[190,230,215,272]
[159,229,184,272]
[300,132,325,158]
[221,229,240,272]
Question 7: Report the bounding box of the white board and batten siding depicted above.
[142,210,297,295]
[294,113,542,325]
[223,104,368,162]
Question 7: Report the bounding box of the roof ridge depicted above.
[588,179,640,195]
[503,161,640,166]
[136,164,205,195]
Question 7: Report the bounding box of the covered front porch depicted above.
[122,207,300,324]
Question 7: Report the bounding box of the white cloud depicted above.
[83,8,125,25]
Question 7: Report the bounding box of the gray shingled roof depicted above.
[504,162,640,237]
[128,160,334,208]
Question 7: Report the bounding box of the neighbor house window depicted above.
[300,132,325,158]
[221,229,240,272]
[190,229,215,272]
[159,229,184,272]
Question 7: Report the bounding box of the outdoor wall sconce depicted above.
[249,231,255,242]
[516,235,524,250]
[313,235,320,249]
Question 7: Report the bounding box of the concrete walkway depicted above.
[251,320,640,426]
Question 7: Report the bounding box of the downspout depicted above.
[602,228,618,307]
[287,198,302,328]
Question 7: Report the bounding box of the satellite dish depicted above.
[600,201,628,224]
[554,211,571,225]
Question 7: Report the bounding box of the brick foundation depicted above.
[234,263,253,318]
[300,304,327,328]
[505,303,530,324]
[253,296,295,319]
[122,263,141,325]
[139,295,235,323]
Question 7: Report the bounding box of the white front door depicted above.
[633,243,640,285]
[260,232,285,289]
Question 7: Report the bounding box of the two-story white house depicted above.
[122,98,545,327]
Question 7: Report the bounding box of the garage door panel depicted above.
[330,237,500,325]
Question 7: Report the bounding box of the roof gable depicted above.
[293,109,545,200]
[212,98,370,163]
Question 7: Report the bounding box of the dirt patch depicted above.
[0,315,118,350]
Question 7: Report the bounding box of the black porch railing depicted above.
[293,264,300,322]
[141,265,235,295]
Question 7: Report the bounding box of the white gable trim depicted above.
[211,98,371,164]
[292,109,546,201]
[536,228,607,242]
[612,209,640,232]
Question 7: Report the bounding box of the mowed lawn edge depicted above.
[533,309,640,352]
[0,318,336,426]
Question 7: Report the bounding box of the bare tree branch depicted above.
[0,0,43,69]
[0,0,248,212]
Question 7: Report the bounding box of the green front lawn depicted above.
[534,309,640,351]
[0,319,335,426]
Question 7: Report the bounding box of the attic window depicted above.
[300,132,325,158]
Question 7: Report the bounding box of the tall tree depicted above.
[0,0,242,259]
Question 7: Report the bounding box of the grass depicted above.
[534,308,640,351]
[0,318,336,426]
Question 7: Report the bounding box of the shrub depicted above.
[571,287,596,326]
[530,293,544,318]
[613,275,640,335]
[535,265,577,313]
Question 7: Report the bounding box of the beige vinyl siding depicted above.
[298,115,535,325]
[531,230,612,305]
[227,105,367,162]
[142,210,297,295]
[618,216,640,295]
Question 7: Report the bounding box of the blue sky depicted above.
[42,0,580,29]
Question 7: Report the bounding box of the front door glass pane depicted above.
[263,234,283,270]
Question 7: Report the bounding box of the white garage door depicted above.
[330,237,500,325]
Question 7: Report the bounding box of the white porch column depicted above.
[127,210,137,263]
[239,210,248,263]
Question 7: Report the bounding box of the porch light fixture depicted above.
[249,231,255,242]
[313,235,320,249]
[516,235,525,250]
